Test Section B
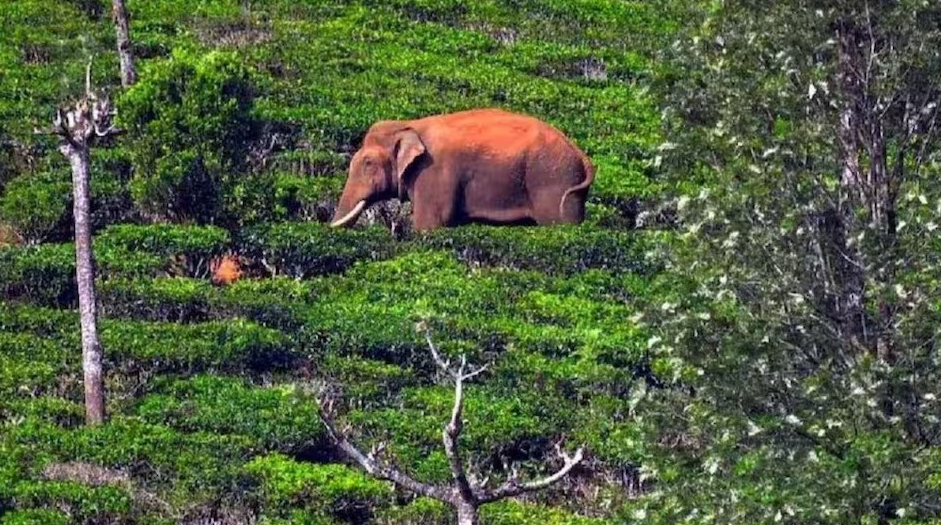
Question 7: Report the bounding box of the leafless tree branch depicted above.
[315,392,451,502]
[479,442,585,503]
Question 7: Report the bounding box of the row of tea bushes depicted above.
[1,222,655,309]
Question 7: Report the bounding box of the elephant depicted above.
[330,108,595,231]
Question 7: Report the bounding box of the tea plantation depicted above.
[8,0,939,524]
[0,0,675,523]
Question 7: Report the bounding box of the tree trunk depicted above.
[112,0,136,87]
[455,501,480,525]
[65,143,105,425]
[834,18,869,354]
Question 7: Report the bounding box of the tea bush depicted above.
[135,375,324,452]
[416,224,649,275]
[241,222,397,278]
[0,170,71,244]
[0,0,676,522]
[97,223,230,261]
[100,318,296,374]
[0,243,162,306]
[246,454,391,522]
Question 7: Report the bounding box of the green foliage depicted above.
[135,376,324,451]
[643,1,941,524]
[246,454,391,521]
[241,222,397,278]
[417,224,650,276]
[0,0,680,523]
[0,241,161,307]
[0,170,71,244]
[0,509,70,525]
[9,480,133,523]
[100,318,295,374]
[98,277,215,321]
[97,223,230,260]
[119,48,259,225]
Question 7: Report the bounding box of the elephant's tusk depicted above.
[330,200,367,227]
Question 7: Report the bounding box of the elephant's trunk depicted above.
[330,200,367,227]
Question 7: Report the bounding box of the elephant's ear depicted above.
[394,129,425,199]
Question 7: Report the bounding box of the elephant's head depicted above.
[330,128,425,227]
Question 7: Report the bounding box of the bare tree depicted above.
[37,65,120,425]
[112,0,136,86]
[318,330,584,525]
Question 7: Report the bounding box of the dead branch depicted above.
[316,327,585,525]
[479,442,585,503]
[316,389,452,503]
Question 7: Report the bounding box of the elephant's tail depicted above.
[559,154,595,218]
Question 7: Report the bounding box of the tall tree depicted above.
[39,66,119,425]
[641,1,941,524]
[112,0,136,86]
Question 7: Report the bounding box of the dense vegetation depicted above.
[2,0,941,524]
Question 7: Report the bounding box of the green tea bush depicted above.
[98,277,214,321]
[270,173,344,222]
[97,223,230,262]
[345,382,568,485]
[373,497,450,525]
[320,355,419,407]
[0,304,77,337]
[416,225,648,275]
[209,277,312,329]
[0,333,72,400]
[246,453,391,522]
[119,48,260,225]
[0,416,255,501]
[135,375,324,452]
[0,243,164,306]
[98,276,316,327]
[0,170,71,244]
[241,222,396,278]
[9,480,133,524]
[0,509,70,525]
[100,318,295,374]
[0,243,77,305]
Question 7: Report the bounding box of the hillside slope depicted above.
[0,1,676,523]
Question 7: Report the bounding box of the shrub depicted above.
[102,223,232,282]
[100,318,295,374]
[9,481,133,523]
[245,453,391,522]
[135,375,324,452]
[0,416,257,506]
[415,225,649,276]
[119,48,260,225]
[97,223,230,264]
[482,500,609,525]
[0,170,71,244]
[0,509,71,525]
[98,277,213,321]
[0,333,72,400]
[241,222,396,278]
[0,242,164,307]
[0,243,76,305]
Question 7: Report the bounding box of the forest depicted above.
[1,0,940,524]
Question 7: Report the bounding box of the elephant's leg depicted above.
[531,188,583,225]
[411,200,456,230]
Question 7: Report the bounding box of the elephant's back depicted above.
[417,108,570,153]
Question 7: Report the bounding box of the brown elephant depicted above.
[330,108,595,231]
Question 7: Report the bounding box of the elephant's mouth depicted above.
[330,200,367,227]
